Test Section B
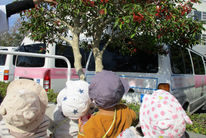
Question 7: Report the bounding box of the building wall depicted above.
[194,1,206,43]
[192,1,206,55]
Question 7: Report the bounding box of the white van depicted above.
[0,46,17,83]
[85,45,206,113]
[14,37,89,92]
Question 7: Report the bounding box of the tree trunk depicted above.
[93,47,103,72]
[71,34,85,80]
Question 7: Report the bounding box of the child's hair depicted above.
[57,80,91,120]
[140,89,192,138]
[89,70,129,109]
[0,79,48,133]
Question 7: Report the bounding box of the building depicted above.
[192,0,206,55]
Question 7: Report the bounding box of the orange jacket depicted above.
[78,104,137,138]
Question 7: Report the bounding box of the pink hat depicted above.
[140,89,192,138]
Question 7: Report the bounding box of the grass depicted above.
[186,113,206,135]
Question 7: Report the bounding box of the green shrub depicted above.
[47,89,58,104]
[127,102,140,126]
[186,113,206,135]
[0,82,9,101]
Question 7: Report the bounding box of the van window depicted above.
[170,46,193,74]
[55,44,88,68]
[0,49,7,65]
[191,52,205,74]
[182,49,193,74]
[204,57,206,65]
[88,48,158,73]
[15,44,46,67]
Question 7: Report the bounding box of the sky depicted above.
[0,0,20,29]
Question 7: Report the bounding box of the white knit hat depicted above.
[0,79,48,133]
[140,89,192,138]
[58,80,91,120]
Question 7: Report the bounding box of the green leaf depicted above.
[131,33,136,38]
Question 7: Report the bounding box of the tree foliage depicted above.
[20,0,204,74]
[0,19,24,47]
[114,0,204,55]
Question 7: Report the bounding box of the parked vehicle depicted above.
[85,45,206,113]
[0,46,17,83]
[14,37,89,92]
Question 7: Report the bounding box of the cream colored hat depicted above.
[0,79,48,133]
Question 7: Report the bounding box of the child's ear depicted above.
[0,106,7,116]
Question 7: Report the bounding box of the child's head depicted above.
[89,70,129,109]
[59,80,91,120]
[0,79,48,133]
[140,89,192,138]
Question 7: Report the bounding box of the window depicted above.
[15,43,46,67]
[191,52,205,74]
[55,44,89,68]
[191,11,206,21]
[182,49,193,74]
[202,12,206,21]
[202,34,206,45]
[0,49,7,66]
[88,47,158,73]
[194,11,201,21]
[170,46,193,74]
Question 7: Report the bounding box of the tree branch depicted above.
[58,19,73,32]
[59,35,73,45]
[101,27,115,53]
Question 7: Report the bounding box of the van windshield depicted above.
[88,48,158,73]
[0,49,7,66]
[15,43,46,67]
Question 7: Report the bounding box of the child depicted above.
[0,79,49,138]
[117,89,193,138]
[52,80,93,138]
[78,70,137,138]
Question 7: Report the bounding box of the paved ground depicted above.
[187,132,206,138]
[46,103,206,138]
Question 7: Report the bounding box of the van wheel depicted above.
[128,88,135,93]
[183,102,189,112]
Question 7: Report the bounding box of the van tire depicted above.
[183,102,189,112]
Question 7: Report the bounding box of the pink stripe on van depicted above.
[15,67,79,79]
[204,76,206,85]
[194,75,204,88]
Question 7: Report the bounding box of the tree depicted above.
[0,19,24,47]
[116,0,204,54]
[20,0,204,78]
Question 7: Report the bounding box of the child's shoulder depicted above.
[116,104,137,119]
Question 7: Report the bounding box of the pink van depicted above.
[14,37,89,92]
